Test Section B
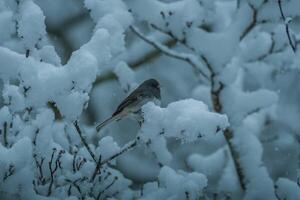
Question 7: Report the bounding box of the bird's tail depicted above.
[95,114,120,132]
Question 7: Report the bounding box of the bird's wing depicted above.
[112,87,148,116]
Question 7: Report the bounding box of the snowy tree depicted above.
[0,0,299,199]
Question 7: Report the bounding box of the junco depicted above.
[96,79,161,132]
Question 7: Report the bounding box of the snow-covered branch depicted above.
[278,0,297,53]
[130,25,210,81]
[0,0,299,199]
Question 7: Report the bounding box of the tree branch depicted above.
[91,154,102,182]
[92,38,176,86]
[96,176,118,200]
[240,4,257,40]
[3,122,8,147]
[278,0,297,53]
[130,25,209,81]
[206,62,246,190]
[73,121,97,163]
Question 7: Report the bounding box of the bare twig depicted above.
[3,164,15,181]
[278,0,297,52]
[65,177,87,198]
[47,148,58,196]
[185,191,190,200]
[240,4,257,40]
[91,154,102,182]
[47,149,65,196]
[130,25,209,81]
[33,128,40,146]
[76,157,86,171]
[96,176,118,200]
[100,139,137,165]
[150,24,187,46]
[72,150,78,173]
[73,120,97,163]
[103,171,112,182]
[34,154,46,185]
[3,122,8,147]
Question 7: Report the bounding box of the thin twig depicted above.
[96,176,118,200]
[47,148,57,196]
[240,4,257,40]
[91,154,102,182]
[47,149,65,196]
[92,38,176,86]
[72,150,78,173]
[185,191,190,200]
[34,154,46,185]
[3,164,15,181]
[100,139,137,165]
[76,157,86,171]
[65,178,87,198]
[73,121,97,163]
[278,0,297,52]
[3,122,8,147]
[130,25,209,80]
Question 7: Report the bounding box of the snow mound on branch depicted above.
[187,148,227,182]
[0,138,35,199]
[96,136,120,161]
[139,99,229,165]
[221,85,278,126]
[0,47,97,121]
[140,99,229,142]
[17,0,46,50]
[140,166,207,200]
[128,0,204,40]
[275,178,300,200]
[114,61,137,93]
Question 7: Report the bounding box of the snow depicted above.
[113,61,137,93]
[240,31,273,62]
[140,99,229,143]
[0,106,11,125]
[0,138,35,199]
[138,166,207,200]
[187,3,254,71]
[138,99,228,165]
[191,85,212,109]
[18,0,46,50]
[2,84,25,112]
[221,70,278,125]
[0,10,14,44]
[187,148,226,183]
[32,45,61,66]
[96,136,120,161]
[158,166,207,200]
[128,0,204,40]
[234,129,276,199]
[275,178,300,200]
[0,0,299,199]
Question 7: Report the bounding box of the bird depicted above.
[95,79,161,132]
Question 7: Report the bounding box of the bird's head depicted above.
[143,78,161,99]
